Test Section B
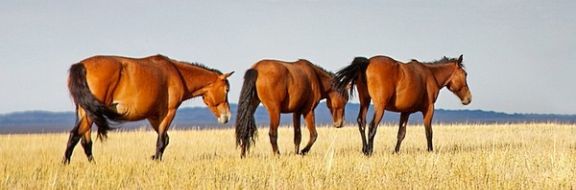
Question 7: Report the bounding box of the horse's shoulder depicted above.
[295,59,312,64]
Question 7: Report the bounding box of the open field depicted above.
[1,123,575,189]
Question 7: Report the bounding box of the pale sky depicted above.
[1,0,575,114]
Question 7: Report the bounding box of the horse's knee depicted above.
[356,117,363,125]
[269,132,278,142]
[81,139,93,152]
[164,134,170,146]
[310,131,318,140]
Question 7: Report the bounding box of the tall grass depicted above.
[1,123,575,189]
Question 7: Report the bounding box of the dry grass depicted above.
[1,123,575,189]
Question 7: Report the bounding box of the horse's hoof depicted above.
[362,146,368,153]
[62,158,70,165]
[151,155,163,161]
[363,148,373,156]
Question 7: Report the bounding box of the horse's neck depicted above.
[427,63,456,88]
[174,63,218,98]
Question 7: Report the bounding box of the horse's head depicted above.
[326,86,349,128]
[446,55,472,105]
[202,72,234,124]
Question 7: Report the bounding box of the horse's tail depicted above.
[235,69,260,157]
[68,63,123,140]
[333,57,370,97]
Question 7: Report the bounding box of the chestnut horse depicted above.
[333,55,471,155]
[64,54,233,163]
[235,59,349,157]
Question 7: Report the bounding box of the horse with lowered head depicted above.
[235,59,349,157]
[333,55,471,155]
[64,54,233,163]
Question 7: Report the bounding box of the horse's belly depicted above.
[280,97,311,113]
[111,96,163,121]
[386,95,423,113]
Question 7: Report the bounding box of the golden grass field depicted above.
[1,123,575,189]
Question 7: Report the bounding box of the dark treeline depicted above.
[1,103,575,133]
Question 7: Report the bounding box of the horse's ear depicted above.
[220,71,235,79]
[458,54,464,64]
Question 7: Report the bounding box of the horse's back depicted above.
[365,56,401,97]
[365,56,431,112]
[251,59,318,112]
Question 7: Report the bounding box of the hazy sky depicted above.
[1,0,575,114]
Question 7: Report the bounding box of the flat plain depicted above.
[1,123,575,189]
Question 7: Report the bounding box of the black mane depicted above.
[307,61,335,78]
[150,54,223,74]
[180,61,223,75]
[285,59,336,77]
[417,56,464,68]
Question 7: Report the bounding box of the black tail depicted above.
[235,69,260,156]
[68,63,123,140]
[332,57,370,97]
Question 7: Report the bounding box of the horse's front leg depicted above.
[394,112,410,153]
[300,111,317,155]
[149,110,176,161]
[365,103,385,156]
[293,113,302,154]
[423,106,435,152]
[357,93,371,155]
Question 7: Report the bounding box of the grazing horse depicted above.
[333,55,471,155]
[235,59,349,157]
[64,54,233,163]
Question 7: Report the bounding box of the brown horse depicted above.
[235,59,349,157]
[333,55,471,155]
[64,54,233,163]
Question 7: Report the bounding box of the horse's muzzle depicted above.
[462,97,472,105]
[218,112,231,124]
[333,121,344,128]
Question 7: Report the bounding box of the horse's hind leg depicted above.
[63,123,82,164]
[293,113,302,154]
[300,111,317,155]
[81,129,94,162]
[268,109,281,155]
[63,109,92,164]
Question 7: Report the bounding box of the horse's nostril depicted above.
[462,98,471,105]
[219,115,230,124]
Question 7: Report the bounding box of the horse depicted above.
[235,59,349,157]
[333,55,471,155]
[63,54,234,163]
